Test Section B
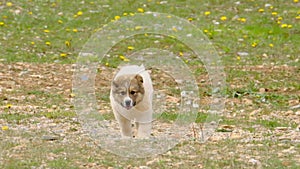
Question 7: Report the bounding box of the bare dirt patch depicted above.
[0,63,299,168]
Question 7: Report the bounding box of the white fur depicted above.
[110,65,153,138]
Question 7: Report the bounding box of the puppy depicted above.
[110,65,153,138]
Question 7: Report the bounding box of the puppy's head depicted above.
[111,74,145,110]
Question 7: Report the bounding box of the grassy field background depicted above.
[0,0,299,168]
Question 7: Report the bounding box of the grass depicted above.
[0,0,299,168]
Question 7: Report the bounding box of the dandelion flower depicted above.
[77,11,83,16]
[287,24,292,28]
[6,104,12,109]
[60,53,67,57]
[179,52,183,56]
[281,24,288,28]
[123,12,128,16]
[238,18,246,22]
[73,28,78,32]
[58,20,63,24]
[204,29,209,33]
[269,43,274,47]
[236,56,241,60]
[127,46,134,50]
[105,62,109,66]
[28,11,33,15]
[6,2,13,7]
[31,41,35,45]
[114,15,120,20]
[251,42,257,47]
[204,11,211,16]
[271,12,278,16]
[2,126,9,131]
[188,18,193,21]
[277,16,283,21]
[294,0,299,3]
[45,41,51,46]
[44,29,50,33]
[258,8,264,12]
[137,8,144,13]
[135,26,142,30]
[220,16,227,21]
[0,22,4,26]
[65,41,71,48]
[296,16,300,20]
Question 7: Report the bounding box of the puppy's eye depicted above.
[119,91,126,95]
[130,91,136,95]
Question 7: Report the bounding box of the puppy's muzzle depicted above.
[123,97,134,110]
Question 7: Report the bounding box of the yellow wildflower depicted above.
[236,56,241,60]
[277,16,283,21]
[77,11,83,16]
[137,8,144,13]
[296,16,300,20]
[123,12,128,16]
[0,22,4,26]
[294,0,299,3]
[172,27,178,32]
[65,40,71,48]
[2,126,9,131]
[105,62,109,66]
[238,18,246,22]
[251,42,257,47]
[220,16,227,21]
[58,20,63,24]
[60,53,67,57]
[179,52,183,56]
[6,2,13,7]
[281,24,288,28]
[73,28,78,32]
[31,41,35,45]
[44,29,50,33]
[129,13,135,16]
[204,11,211,16]
[271,12,278,16]
[135,26,142,30]
[287,24,292,28]
[6,104,12,109]
[45,41,51,46]
[28,11,33,15]
[127,46,134,50]
[114,15,120,20]
[204,29,209,33]
[269,43,274,47]
[258,8,264,12]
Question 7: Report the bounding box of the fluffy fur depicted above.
[110,65,153,138]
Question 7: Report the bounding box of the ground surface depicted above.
[0,62,299,168]
[0,0,300,168]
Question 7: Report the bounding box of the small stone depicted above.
[248,158,262,167]
[42,135,59,141]
[259,88,266,93]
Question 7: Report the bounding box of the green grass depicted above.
[1,0,300,168]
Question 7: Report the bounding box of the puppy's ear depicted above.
[112,80,118,88]
[135,74,143,84]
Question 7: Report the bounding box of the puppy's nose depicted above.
[125,99,132,106]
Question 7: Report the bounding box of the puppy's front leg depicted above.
[136,122,151,138]
[115,112,132,137]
